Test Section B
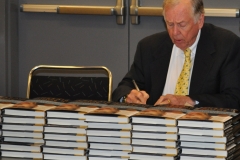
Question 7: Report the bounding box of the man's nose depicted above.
[173,25,180,35]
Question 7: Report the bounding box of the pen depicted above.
[132,79,140,91]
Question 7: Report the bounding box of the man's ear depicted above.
[198,14,205,29]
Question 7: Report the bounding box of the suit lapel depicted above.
[148,39,173,103]
[190,25,216,94]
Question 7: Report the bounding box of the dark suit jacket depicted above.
[112,23,240,109]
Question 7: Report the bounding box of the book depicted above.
[42,146,86,155]
[88,149,129,158]
[132,123,178,132]
[3,137,44,144]
[1,143,42,152]
[132,145,180,155]
[85,106,139,123]
[87,122,132,130]
[181,143,237,157]
[178,124,235,137]
[194,107,240,124]
[2,115,45,125]
[179,134,233,143]
[2,130,43,139]
[88,136,131,144]
[44,125,86,134]
[132,131,178,140]
[71,99,151,111]
[87,129,131,138]
[177,111,234,129]
[46,103,99,119]
[89,143,132,151]
[153,105,194,112]
[0,96,28,104]
[27,96,70,105]
[43,153,87,160]
[131,108,185,126]
[129,152,179,160]
[180,138,235,150]
[88,156,128,160]
[131,138,179,148]
[44,133,86,142]
[45,140,88,149]
[2,101,56,117]
[2,123,44,132]
[1,150,43,159]
[180,154,237,160]
[46,118,87,127]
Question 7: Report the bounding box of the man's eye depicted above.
[179,23,186,27]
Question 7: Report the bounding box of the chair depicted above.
[26,65,112,101]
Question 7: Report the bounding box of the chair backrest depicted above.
[27,65,112,101]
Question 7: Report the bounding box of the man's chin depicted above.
[175,44,186,50]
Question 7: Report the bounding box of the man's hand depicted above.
[154,94,195,106]
[125,89,149,104]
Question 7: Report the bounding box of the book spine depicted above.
[224,126,233,136]
[224,119,233,128]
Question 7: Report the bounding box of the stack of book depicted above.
[177,107,240,160]
[129,107,184,160]
[84,105,139,160]
[1,100,55,159]
[43,103,99,160]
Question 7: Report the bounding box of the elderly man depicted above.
[112,0,240,109]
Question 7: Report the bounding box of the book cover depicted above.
[177,111,233,129]
[193,107,240,124]
[3,101,56,117]
[46,103,99,119]
[131,108,185,126]
[85,106,139,124]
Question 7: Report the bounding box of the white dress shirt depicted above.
[162,30,201,95]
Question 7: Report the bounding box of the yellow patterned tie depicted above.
[175,48,191,95]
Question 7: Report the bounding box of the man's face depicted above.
[164,1,204,50]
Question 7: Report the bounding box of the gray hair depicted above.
[162,0,204,22]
